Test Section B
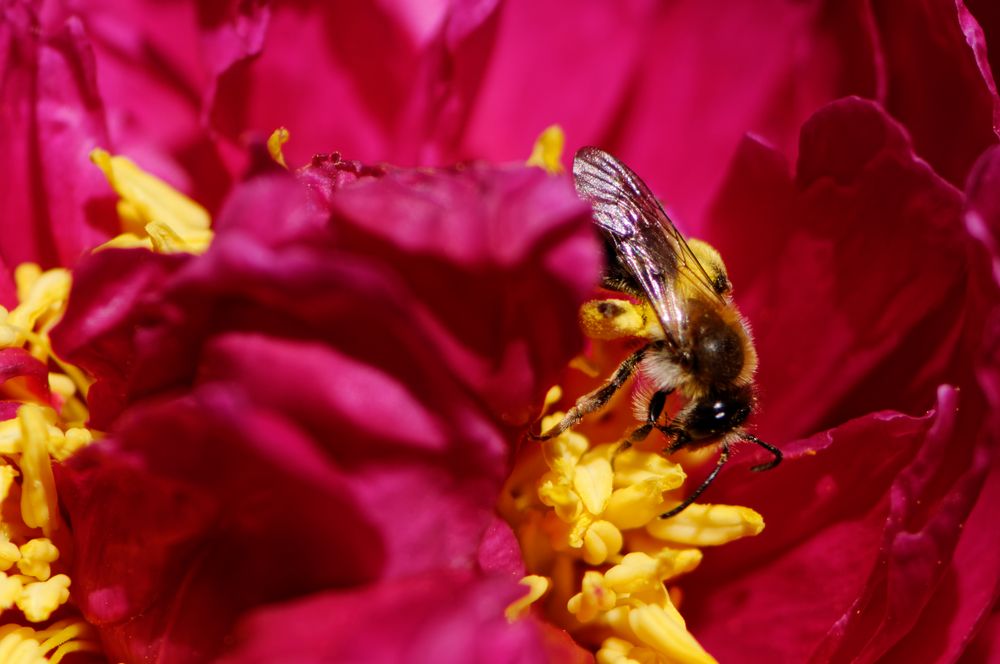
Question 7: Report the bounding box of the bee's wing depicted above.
[573,147,723,352]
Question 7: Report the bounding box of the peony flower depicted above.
[0,0,998,662]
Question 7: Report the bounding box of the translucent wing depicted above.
[572,147,724,352]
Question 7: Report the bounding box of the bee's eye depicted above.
[685,387,753,440]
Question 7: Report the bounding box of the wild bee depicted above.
[535,147,781,518]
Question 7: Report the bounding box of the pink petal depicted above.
[601,0,883,227]
[0,347,51,405]
[57,390,385,663]
[682,386,992,661]
[705,98,969,443]
[209,1,501,167]
[872,0,999,188]
[0,4,116,283]
[52,161,598,661]
[326,164,598,423]
[49,248,190,429]
[217,572,546,664]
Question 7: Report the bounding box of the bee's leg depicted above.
[743,433,782,472]
[625,389,674,444]
[531,342,660,441]
[664,428,691,453]
[659,441,730,519]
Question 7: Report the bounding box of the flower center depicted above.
[505,129,766,663]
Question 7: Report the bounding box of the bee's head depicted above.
[684,384,753,440]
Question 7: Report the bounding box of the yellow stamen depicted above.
[646,503,764,547]
[17,406,60,536]
[17,539,58,581]
[2,267,70,355]
[505,575,551,621]
[0,264,103,643]
[629,603,717,664]
[0,619,100,664]
[567,570,617,623]
[90,148,213,254]
[16,574,70,622]
[267,127,291,168]
[527,125,566,174]
[582,520,623,565]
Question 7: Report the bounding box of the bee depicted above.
[535,147,781,518]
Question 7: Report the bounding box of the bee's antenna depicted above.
[743,433,782,472]
[659,442,730,519]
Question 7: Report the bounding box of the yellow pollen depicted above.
[267,127,291,168]
[527,125,566,174]
[90,148,213,254]
[646,503,764,547]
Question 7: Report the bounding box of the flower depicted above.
[1,0,998,661]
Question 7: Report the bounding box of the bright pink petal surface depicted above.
[0,3,116,303]
[53,163,599,662]
[210,0,501,168]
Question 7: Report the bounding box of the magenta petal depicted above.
[198,332,509,578]
[48,0,238,208]
[0,5,116,279]
[684,385,991,661]
[57,388,385,663]
[603,0,882,227]
[879,460,1000,662]
[49,248,190,429]
[965,145,1000,294]
[328,165,599,423]
[0,347,51,405]
[478,516,527,578]
[706,98,969,442]
[967,0,1000,81]
[873,0,1000,186]
[217,572,545,664]
[210,1,501,166]
[461,0,654,167]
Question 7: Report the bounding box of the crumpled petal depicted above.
[705,98,970,443]
[53,162,600,662]
[678,386,990,662]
